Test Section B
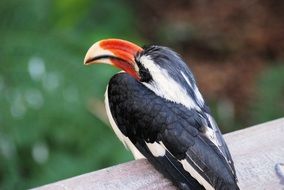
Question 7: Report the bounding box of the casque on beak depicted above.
[84,39,143,80]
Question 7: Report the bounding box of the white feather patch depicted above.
[146,142,166,157]
[140,55,200,110]
[193,86,204,106]
[105,87,144,160]
[181,71,193,88]
[205,114,222,148]
[181,71,204,106]
[180,159,214,190]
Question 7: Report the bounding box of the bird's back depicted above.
[106,73,239,190]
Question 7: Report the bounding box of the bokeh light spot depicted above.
[32,141,49,164]
[28,57,46,81]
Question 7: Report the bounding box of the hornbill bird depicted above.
[84,39,239,190]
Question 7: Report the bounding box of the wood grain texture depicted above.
[34,159,176,190]
[34,118,284,190]
[224,118,284,190]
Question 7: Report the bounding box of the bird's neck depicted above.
[142,71,202,110]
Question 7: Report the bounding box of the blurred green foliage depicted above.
[0,0,142,189]
[251,64,284,123]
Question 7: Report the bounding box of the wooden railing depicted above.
[34,118,284,190]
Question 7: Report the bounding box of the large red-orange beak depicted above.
[84,39,143,80]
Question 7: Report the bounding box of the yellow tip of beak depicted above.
[84,40,114,65]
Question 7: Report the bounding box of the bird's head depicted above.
[84,38,204,109]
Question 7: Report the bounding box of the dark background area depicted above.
[0,0,283,189]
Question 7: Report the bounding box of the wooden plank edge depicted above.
[33,118,284,190]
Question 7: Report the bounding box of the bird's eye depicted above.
[134,54,152,82]
[139,66,152,82]
[140,70,152,82]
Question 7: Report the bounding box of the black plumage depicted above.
[107,73,238,190]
